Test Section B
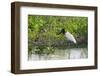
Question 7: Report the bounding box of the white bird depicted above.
[65,31,76,44]
[58,28,77,44]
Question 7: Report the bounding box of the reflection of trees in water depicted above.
[28,48,88,61]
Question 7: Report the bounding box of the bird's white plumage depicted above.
[65,32,76,44]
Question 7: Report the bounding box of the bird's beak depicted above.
[57,30,62,35]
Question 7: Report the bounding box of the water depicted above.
[28,48,88,61]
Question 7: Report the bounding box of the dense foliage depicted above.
[28,15,88,55]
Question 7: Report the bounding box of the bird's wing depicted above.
[65,32,76,44]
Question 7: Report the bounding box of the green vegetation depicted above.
[28,15,88,56]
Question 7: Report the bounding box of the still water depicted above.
[28,48,88,61]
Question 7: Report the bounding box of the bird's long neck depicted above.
[62,29,65,35]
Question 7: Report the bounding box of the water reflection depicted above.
[28,48,88,61]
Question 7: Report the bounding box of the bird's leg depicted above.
[76,43,79,48]
[68,42,71,48]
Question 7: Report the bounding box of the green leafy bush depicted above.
[28,15,88,55]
